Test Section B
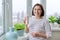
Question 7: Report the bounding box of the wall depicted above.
[48,31,60,40]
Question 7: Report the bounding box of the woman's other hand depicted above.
[23,16,27,24]
[31,32,40,37]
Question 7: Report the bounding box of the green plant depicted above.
[48,16,56,23]
[14,23,25,31]
[56,16,60,24]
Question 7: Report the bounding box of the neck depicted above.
[35,16,42,19]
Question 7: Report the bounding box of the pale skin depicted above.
[23,6,47,39]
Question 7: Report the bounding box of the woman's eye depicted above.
[34,9,36,10]
[38,9,41,10]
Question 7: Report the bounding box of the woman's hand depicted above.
[31,32,40,37]
[23,16,29,33]
[31,32,47,38]
[23,16,27,24]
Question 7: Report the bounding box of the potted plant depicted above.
[56,16,60,27]
[48,16,56,23]
[48,16,56,27]
[14,23,25,36]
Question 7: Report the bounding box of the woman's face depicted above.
[33,6,42,17]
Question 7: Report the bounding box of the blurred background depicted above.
[0,0,60,40]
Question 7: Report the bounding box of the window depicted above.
[0,0,5,36]
[32,0,40,7]
[12,0,27,24]
[46,0,60,18]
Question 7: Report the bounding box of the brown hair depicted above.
[32,3,44,17]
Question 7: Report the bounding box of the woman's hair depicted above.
[32,3,44,17]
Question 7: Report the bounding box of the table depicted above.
[18,33,29,40]
[4,33,28,40]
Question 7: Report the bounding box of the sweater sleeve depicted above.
[44,19,52,38]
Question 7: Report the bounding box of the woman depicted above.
[24,3,52,40]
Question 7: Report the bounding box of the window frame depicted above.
[0,0,5,37]
[0,0,12,37]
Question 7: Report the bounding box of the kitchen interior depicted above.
[0,0,60,40]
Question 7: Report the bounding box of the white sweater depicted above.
[28,16,52,40]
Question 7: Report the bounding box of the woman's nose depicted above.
[35,10,38,12]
